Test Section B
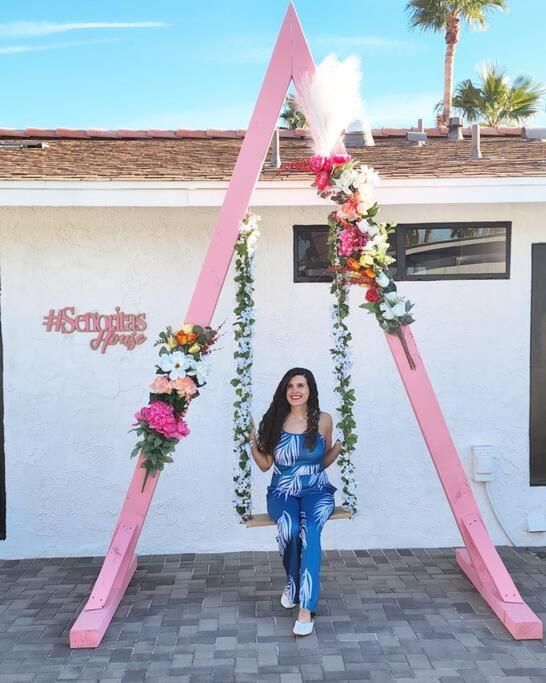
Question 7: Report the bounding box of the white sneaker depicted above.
[293,618,314,636]
[280,590,297,608]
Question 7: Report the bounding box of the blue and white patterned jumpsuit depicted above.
[266,429,337,615]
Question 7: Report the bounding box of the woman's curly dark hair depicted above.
[257,367,320,456]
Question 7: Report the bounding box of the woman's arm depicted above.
[321,412,341,469]
[249,418,273,472]
[323,439,341,469]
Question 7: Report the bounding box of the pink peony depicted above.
[171,375,198,398]
[150,375,173,394]
[338,226,368,256]
[134,400,190,440]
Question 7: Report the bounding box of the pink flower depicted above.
[331,154,351,165]
[338,226,368,257]
[309,155,332,173]
[134,400,190,440]
[314,170,331,191]
[171,375,198,398]
[336,192,361,220]
[150,375,173,394]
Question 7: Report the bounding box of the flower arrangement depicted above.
[130,321,221,491]
[290,153,417,369]
[231,211,261,522]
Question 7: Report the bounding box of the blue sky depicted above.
[1,0,545,129]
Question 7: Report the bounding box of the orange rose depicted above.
[347,257,362,271]
[176,330,199,345]
[364,267,376,278]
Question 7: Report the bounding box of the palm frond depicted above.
[451,61,545,126]
[458,0,507,30]
[405,0,449,32]
[406,0,506,32]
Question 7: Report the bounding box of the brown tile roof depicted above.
[0,127,544,181]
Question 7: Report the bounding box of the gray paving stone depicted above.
[0,546,545,681]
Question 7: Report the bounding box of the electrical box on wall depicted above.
[527,510,546,532]
[472,445,494,482]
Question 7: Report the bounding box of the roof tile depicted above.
[0,127,542,180]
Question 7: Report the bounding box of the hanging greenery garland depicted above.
[328,220,359,513]
[231,211,261,522]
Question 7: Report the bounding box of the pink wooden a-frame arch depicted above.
[69,3,542,648]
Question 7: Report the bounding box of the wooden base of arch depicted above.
[69,2,542,648]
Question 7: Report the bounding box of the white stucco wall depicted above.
[0,200,545,559]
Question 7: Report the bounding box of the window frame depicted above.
[0,269,4,539]
[293,225,333,283]
[292,221,512,284]
[530,243,546,487]
[393,221,512,282]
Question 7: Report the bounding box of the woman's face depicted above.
[286,374,310,408]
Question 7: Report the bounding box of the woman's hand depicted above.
[249,417,257,445]
[248,417,272,472]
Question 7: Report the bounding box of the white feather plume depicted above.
[295,52,364,157]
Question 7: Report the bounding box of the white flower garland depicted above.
[232,211,261,522]
[328,223,359,513]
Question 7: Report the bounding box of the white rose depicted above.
[356,219,370,234]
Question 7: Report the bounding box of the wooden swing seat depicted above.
[245,505,353,527]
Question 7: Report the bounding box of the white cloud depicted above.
[0,45,31,54]
[0,21,166,38]
[0,38,119,56]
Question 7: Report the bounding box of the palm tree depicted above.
[406,0,507,125]
[452,61,545,126]
[279,94,308,130]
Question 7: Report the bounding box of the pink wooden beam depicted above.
[385,326,542,639]
[185,6,295,326]
[69,453,159,647]
[70,3,311,649]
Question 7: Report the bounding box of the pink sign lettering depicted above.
[42,306,147,354]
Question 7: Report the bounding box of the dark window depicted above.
[293,225,332,282]
[393,222,511,280]
[530,244,546,486]
[0,269,4,539]
[293,221,510,283]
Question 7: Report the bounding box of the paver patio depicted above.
[1,546,545,682]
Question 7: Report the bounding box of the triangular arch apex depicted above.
[184,2,329,327]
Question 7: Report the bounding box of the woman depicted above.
[249,367,342,636]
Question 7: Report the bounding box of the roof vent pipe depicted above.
[406,131,427,147]
[269,128,281,168]
[448,116,464,140]
[344,118,375,147]
[521,127,546,142]
[471,123,482,158]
